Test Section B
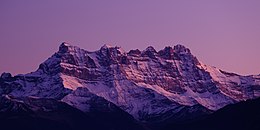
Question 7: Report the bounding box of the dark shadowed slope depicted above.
[163,98,260,130]
[0,95,145,130]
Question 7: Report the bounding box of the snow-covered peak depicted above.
[1,42,260,122]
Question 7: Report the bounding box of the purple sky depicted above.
[0,0,260,75]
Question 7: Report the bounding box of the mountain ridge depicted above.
[1,42,260,123]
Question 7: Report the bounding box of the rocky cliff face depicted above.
[0,42,260,122]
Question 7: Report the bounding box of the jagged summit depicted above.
[58,42,192,58]
[60,42,71,47]
[58,42,88,54]
[173,44,191,54]
[0,72,12,80]
[100,44,126,56]
[158,46,174,60]
[100,44,124,50]
[141,46,158,58]
[58,42,73,53]
[144,46,157,53]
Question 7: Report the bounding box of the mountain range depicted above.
[0,42,260,130]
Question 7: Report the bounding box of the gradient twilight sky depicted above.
[0,0,260,75]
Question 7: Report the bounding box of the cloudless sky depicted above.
[0,0,260,75]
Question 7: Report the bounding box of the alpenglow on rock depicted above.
[0,42,260,122]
